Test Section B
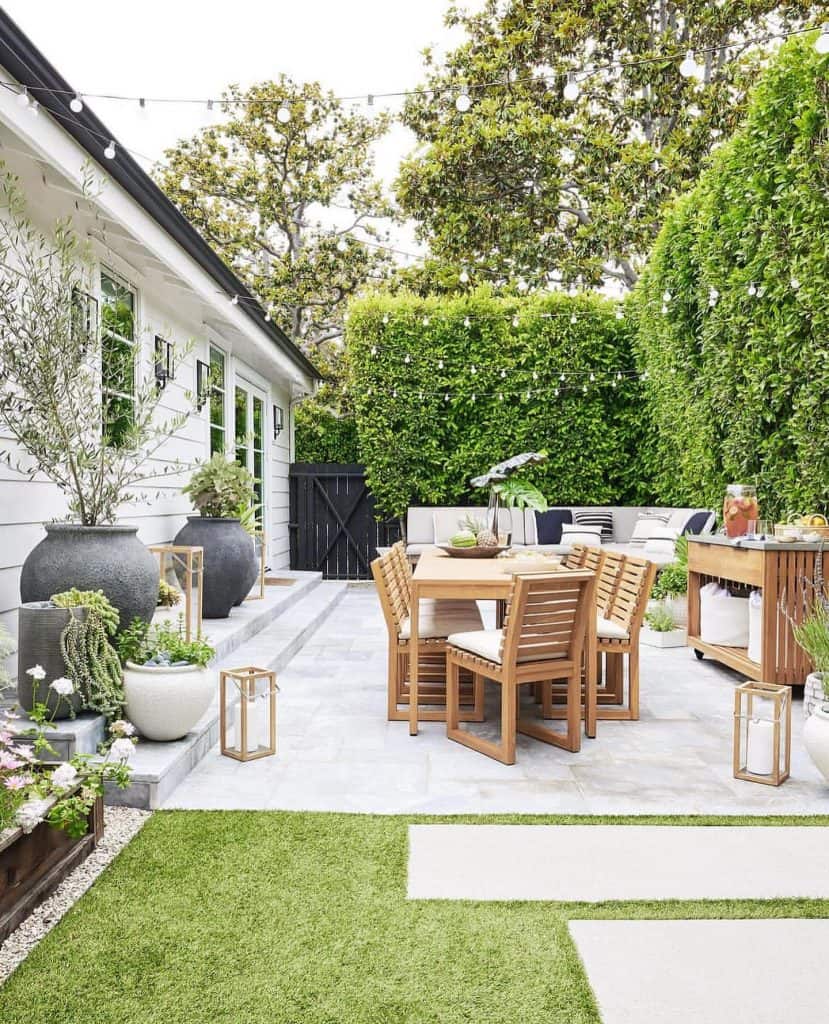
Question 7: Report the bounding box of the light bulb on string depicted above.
[277,104,291,124]
[370,345,377,356]
[532,371,539,381]
[662,289,672,302]
[589,372,596,382]
[570,313,577,325]
[265,310,271,322]
[17,87,29,108]
[498,392,504,402]
[180,174,191,190]
[382,313,389,324]
[559,372,566,381]
[512,315,520,328]
[437,359,444,370]
[70,94,84,113]
[230,294,239,306]
[791,277,801,291]
[455,90,472,112]
[747,282,757,297]
[563,73,580,102]
[661,304,669,315]
[463,316,471,328]
[459,269,470,284]
[517,279,529,293]
[612,379,617,388]
[471,393,476,403]
[679,50,700,78]
[392,389,397,399]
[336,238,348,253]
[471,365,477,375]
[525,390,531,401]
[816,23,829,55]
[444,392,450,402]
[500,368,507,378]
[708,287,719,307]
[617,371,623,381]
[615,307,624,320]
[104,140,117,160]
[404,353,411,364]
[554,388,560,398]
[582,384,588,394]
[422,315,430,326]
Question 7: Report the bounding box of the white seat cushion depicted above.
[447,628,504,663]
[597,615,629,641]
[399,599,483,640]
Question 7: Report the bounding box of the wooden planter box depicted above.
[0,790,103,943]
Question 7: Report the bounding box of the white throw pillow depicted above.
[560,523,603,547]
[643,525,680,556]
[630,512,671,545]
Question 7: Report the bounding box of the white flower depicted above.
[110,719,136,737]
[15,797,51,834]
[25,664,46,681]
[50,762,78,791]
[110,738,135,762]
[50,677,75,696]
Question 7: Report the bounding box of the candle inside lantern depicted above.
[746,718,774,775]
[233,695,259,753]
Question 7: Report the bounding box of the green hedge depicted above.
[632,33,829,519]
[294,399,360,464]
[346,290,650,517]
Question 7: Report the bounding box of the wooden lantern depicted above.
[149,544,203,642]
[220,666,278,762]
[733,681,791,786]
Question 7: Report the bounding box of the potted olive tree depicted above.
[0,173,188,630]
[174,456,258,617]
[117,618,215,741]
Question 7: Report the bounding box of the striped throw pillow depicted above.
[629,511,671,545]
[572,510,614,541]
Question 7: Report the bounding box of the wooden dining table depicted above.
[408,548,597,738]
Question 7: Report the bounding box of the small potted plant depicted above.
[174,456,258,617]
[649,542,689,627]
[641,604,686,648]
[793,599,829,780]
[117,618,215,741]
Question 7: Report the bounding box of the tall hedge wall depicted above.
[347,291,650,517]
[632,33,829,519]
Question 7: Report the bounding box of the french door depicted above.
[234,378,266,527]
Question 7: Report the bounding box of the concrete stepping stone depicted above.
[407,824,829,901]
[570,919,829,1024]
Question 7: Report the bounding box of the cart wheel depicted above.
[694,649,704,661]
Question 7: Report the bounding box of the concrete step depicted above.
[107,580,349,809]
[13,571,323,760]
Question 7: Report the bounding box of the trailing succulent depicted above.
[52,590,126,720]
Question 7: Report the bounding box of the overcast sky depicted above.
[4,0,478,259]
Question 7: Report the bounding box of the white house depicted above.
[0,12,321,649]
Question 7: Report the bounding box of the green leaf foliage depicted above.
[294,400,360,463]
[347,291,650,517]
[632,33,829,520]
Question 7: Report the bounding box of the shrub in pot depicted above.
[117,618,215,741]
[793,600,829,779]
[174,456,258,618]
[649,559,688,627]
[0,172,188,629]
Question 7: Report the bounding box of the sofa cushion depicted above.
[630,512,673,545]
[534,508,573,544]
[432,509,483,543]
[644,525,680,557]
[407,507,438,545]
[573,509,614,540]
[680,510,715,535]
[399,599,483,639]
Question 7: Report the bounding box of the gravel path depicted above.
[0,807,150,984]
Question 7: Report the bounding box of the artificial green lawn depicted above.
[2,813,828,1024]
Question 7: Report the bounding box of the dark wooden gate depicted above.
[289,463,402,579]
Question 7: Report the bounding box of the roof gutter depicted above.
[0,8,321,382]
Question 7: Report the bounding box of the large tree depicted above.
[157,77,394,352]
[396,1,820,291]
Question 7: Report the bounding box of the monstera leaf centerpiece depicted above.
[470,452,549,541]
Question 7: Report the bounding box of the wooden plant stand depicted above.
[687,536,825,686]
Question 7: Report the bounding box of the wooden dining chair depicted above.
[371,550,484,723]
[445,571,596,764]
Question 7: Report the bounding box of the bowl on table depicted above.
[437,544,510,559]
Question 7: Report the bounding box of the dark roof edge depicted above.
[0,8,320,381]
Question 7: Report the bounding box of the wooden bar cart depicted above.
[687,536,825,686]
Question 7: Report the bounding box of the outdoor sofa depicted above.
[404,505,716,567]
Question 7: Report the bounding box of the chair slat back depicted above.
[596,550,625,616]
[606,554,657,634]
[566,543,588,569]
[370,549,410,637]
[389,540,412,601]
[501,571,595,668]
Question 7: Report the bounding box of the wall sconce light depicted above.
[195,359,211,411]
[273,404,284,439]
[71,288,98,354]
[154,336,174,390]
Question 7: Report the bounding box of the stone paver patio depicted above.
[164,586,829,814]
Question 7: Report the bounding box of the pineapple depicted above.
[475,527,499,547]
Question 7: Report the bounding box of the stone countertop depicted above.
[687,533,826,552]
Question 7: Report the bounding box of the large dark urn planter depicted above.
[20,524,157,634]
[173,517,257,618]
[17,603,86,719]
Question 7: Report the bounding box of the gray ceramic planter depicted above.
[17,603,86,719]
[20,524,158,634]
[173,517,257,618]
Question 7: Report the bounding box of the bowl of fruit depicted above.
[774,513,829,542]
[438,518,510,558]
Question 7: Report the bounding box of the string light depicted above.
[459,269,470,284]
[471,364,477,374]
[69,94,84,113]
[615,307,624,320]
[471,393,476,402]
[422,315,430,326]
[570,313,577,324]
[336,238,348,252]
[816,23,829,54]
[404,353,411,364]
[437,359,444,369]
[264,310,272,322]
[382,313,390,324]
[662,290,672,303]
[747,282,757,297]
[370,345,377,356]
[444,391,450,402]
[276,104,291,124]
[512,314,520,327]
[563,73,580,102]
[103,140,116,160]
[532,370,538,381]
[791,277,801,291]
[500,368,507,378]
[455,89,472,112]
[679,50,701,78]
[708,286,719,307]
[230,294,239,306]
[17,87,29,108]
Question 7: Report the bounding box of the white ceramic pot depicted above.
[803,704,829,781]
[804,672,828,721]
[640,626,687,649]
[123,662,214,742]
